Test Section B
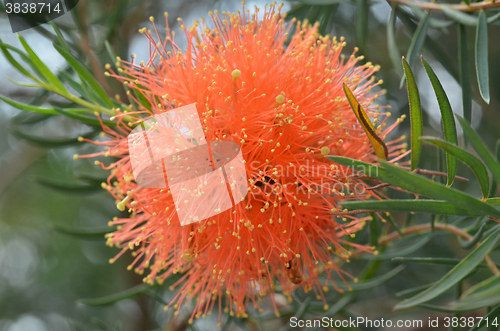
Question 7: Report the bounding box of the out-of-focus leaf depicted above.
[54,107,116,127]
[451,275,500,311]
[79,283,150,306]
[421,136,490,199]
[460,223,487,249]
[421,57,458,186]
[295,0,346,4]
[342,199,483,216]
[394,226,500,310]
[396,7,460,82]
[458,25,472,142]
[0,96,58,115]
[11,126,98,148]
[475,10,490,104]
[396,282,434,298]
[342,83,388,159]
[356,0,368,54]
[392,257,496,269]
[54,43,113,108]
[362,236,431,260]
[468,305,500,331]
[491,140,500,197]
[0,39,39,81]
[337,265,405,291]
[35,176,102,194]
[51,223,111,240]
[387,5,403,76]
[402,57,423,170]
[457,115,500,186]
[442,7,477,26]
[18,34,68,93]
[407,5,453,29]
[329,156,500,217]
[405,12,429,69]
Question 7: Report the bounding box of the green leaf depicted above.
[0,96,58,115]
[392,257,496,269]
[405,12,429,69]
[468,305,500,331]
[396,282,435,298]
[421,57,458,186]
[396,8,460,82]
[456,115,500,186]
[11,126,98,148]
[328,156,500,218]
[53,43,113,108]
[0,39,39,81]
[54,107,117,127]
[363,236,431,260]
[355,0,368,54]
[18,34,68,94]
[402,57,423,170]
[79,283,150,306]
[51,223,111,240]
[394,225,500,310]
[337,265,405,291]
[35,176,102,194]
[387,6,404,76]
[381,160,500,218]
[421,136,490,199]
[442,7,477,26]
[342,199,483,216]
[475,10,490,104]
[295,0,346,4]
[342,83,388,159]
[458,24,472,136]
[460,223,487,249]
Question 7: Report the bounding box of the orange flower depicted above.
[83,2,406,324]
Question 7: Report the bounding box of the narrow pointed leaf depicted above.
[402,58,423,170]
[421,136,490,199]
[51,223,111,240]
[457,115,500,186]
[18,34,68,94]
[54,107,116,127]
[363,236,431,260]
[342,83,388,159]
[337,265,405,291]
[468,305,500,331]
[35,176,102,194]
[53,43,113,108]
[0,40,38,81]
[442,7,477,26]
[452,275,500,310]
[380,160,500,218]
[460,223,487,249]
[328,156,500,218]
[79,283,150,306]
[475,10,490,104]
[355,0,368,54]
[394,226,500,310]
[0,96,58,114]
[421,57,458,186]
[342,199,483,216]
[11,127,98,148]
[405,12,429,69]
[396,8,460,82]
[458,24,472,133]
[392,257,496,269]
[387,5,403,76]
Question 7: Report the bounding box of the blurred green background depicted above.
[0,0,499,330]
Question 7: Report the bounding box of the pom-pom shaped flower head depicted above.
[91,2,405,323]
